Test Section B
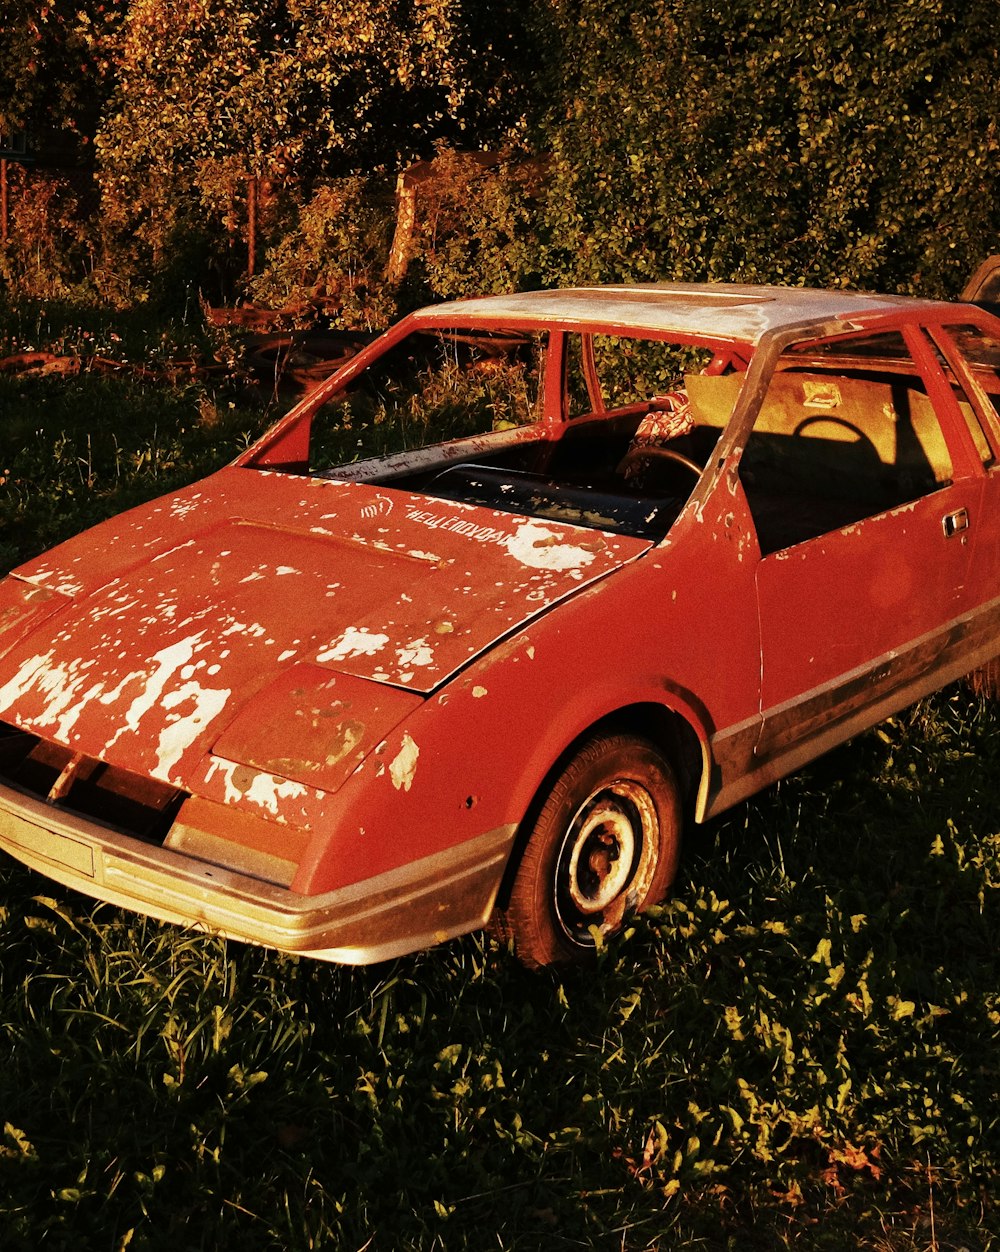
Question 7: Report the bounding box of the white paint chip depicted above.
[317,626,391,664]
[389,732,419,792]
[504,521,597,573]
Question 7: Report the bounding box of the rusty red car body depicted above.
[1,282,1000,966]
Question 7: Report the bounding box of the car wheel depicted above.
[504,733,682,968]
[969,657,1000,698]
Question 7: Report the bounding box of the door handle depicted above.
[942,508,969,538]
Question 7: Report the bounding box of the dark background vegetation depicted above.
[2,0,999,312]
[1,2,999,1248]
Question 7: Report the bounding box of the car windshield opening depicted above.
[256,326,746,540]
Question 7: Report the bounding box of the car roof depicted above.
[412,282,958,345]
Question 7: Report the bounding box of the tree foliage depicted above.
[91,0,538,280]
[0,0,123,139]
[1,0,998,303]
[101,0,536,177]
[539,0,1000,296]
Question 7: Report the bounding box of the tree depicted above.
[0,0,122,143]
[94,0,539,284]
[539,0,1000,296]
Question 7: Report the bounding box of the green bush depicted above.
[398,148,546,303]
[538,0,1000,296]
[0,167,94,300]
[247,177,399,328]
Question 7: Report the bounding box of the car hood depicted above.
[0,467,650,790]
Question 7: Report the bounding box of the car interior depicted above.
[302,322,1000,551]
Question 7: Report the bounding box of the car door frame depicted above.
[747,317,989,777]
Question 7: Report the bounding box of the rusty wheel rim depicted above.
[554,779,659,948]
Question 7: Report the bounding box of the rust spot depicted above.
[231,763,257,793]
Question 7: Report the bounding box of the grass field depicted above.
[0,302,997,1251]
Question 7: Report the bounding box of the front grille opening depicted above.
[0,722,186,843]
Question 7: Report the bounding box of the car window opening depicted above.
[302,328,737,541]
[933,323,1000,463]
[743,331,959,554]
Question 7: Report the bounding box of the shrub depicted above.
[0,167,94,299]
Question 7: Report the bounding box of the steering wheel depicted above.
[621,445,703,478]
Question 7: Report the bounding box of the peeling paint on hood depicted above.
[0,467,649,788]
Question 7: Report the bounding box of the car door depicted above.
[741,327,984,771]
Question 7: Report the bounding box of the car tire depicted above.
[969,657,1000,698]
[503,732,682,968]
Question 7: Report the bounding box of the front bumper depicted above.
[0,784,516,964]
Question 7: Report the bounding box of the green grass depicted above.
[0,301,277,571]
[0,301,997,1250]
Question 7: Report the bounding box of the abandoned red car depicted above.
[1,283,999,967]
